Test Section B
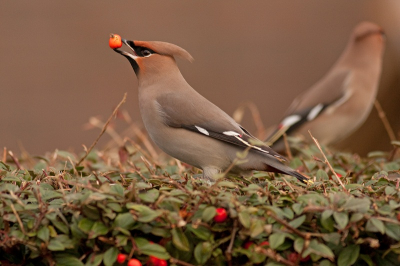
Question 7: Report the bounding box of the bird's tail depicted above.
[265,161,313,184]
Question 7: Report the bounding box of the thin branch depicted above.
[2,147,6,162]
[256,248,297,266]
[8,151,23,170]
[308,131,348,193]
[76,93,127,166]
[283,133,292,160]
[267,211,307,239]
[11,204,26,234]
[225,220,239,266]
[232,101,266,139]
[169,258,196,266]
[374,100,396,142]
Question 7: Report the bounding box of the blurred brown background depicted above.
[1,1,399,156]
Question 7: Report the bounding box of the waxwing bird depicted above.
[266,21,385,151]
[112,38,310,183]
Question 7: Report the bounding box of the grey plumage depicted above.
[266,21,386,151]
[113,38,310,183]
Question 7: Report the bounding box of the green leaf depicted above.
[238,211,251,228]
[52,220,69,234]
[333,212,348,230]
[78,218,94,234]
[151,227,171,238]
[385,186,396,196]
[114,212,136,229]
[304,239,334,260]
[269,233,285,249]
[103,247,118,266]
[292,203,303,215]
[359,254,374,266]
[110,183,124,196]
[294,238,304,253]
[202,206,216,222]
[171,228,190,251]
[89,221,109,239]
[350,213,364,223]
[217,181,236,188]
[194,242,212,265]
[316,169,329,181]
[385,223,400,241]
[127,203,161,223]
[55,255,85,266]
[366,218,385,234]
[337,245,360,266]
[134,237,170,259]
[48,239,65,251]
[187,224,211,240]
[37,226,50,243]
[85,253,103,266]
[289,215,306,229]
[139,189,159,203]
[342,197,370,213]
[250,219,264,238]
[321,210,334,232]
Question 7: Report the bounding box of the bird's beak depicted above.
[113,38,138,60]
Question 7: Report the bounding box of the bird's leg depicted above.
[202,167,220,184]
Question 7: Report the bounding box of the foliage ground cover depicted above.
[1,136,400,266]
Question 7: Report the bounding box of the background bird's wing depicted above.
[266,69,351,144]
[156,92,285,160]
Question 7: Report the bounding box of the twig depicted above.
[232,101,266,139]
[2,147,6,162]
[129,124,159,160]
[76,93,127,166]
[374,100,396,142]
[8,151,23,170]
[283,133,292,160]
[225,220,239,266]
[308,131,348,193]
[281,176,294,192]
[125,137,159,166]
[169,258,196,266]
[256,248,297,266]
[267,211,307,238]
[10,204,26,234]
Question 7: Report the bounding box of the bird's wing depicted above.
[266,69,352,144]
[156,92,286,161]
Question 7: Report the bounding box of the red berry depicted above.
[288,252,299,262]
[147,256,167,266]
[128,258,142,266]
[243,241,255,249]
[109,34,122,49]
[300,255,311,262]
[158,260,167,266]
[259,241,269,247]
[397,212,400,222]
[117,253,127,264]
[213,208,228,223]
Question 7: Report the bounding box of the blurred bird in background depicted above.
[265,21,386,152]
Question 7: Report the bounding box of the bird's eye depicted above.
[141,49,152,57]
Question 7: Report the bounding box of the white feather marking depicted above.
[223,131,241,136]
[326,89,353,115]
[195,126,209,136]
[307,104,324,121]
[281,115,302,127]
[234,136,269,154]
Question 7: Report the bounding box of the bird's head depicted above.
[113,38,194,81]
[352,21,385,42]
[350,22,385,52]
[344,21,386,64]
